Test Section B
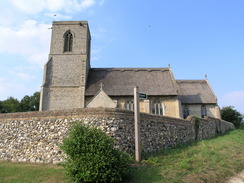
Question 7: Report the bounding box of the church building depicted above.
[39,21,221,119]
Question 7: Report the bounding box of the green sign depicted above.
[139,93,147,99]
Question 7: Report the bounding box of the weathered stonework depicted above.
[181,104,220,119]
[0,108,234,164]
[149,96,181,118]
[98,96,181,118]
[40,21,91,111]
[86,89,117,108]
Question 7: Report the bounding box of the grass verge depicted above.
[0,129,243,183]
[0,162,67,183]
[128,129,244,183]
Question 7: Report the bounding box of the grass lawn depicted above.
[128,129,244,183]
[0,162,67,183]
[0,129,243,183]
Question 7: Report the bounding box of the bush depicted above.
[239,123,244,130]
[221,106,243,128]
[60,122,130,183]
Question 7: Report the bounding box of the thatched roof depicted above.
[85,68,178,96]
[176,80,217,104]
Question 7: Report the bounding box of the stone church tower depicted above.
[39,21,91,111]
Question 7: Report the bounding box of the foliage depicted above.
[30,92,40,111]
[239,123,244,130]
[221,106,243,128]
[20,92,40,111]
[0,100,3,113]
[20,95,31,112]
[0,92,40,113]
[193,116,200,140]
[60,122,130,183]
[0,97,21,113]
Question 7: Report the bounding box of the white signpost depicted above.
[134,86,141,162]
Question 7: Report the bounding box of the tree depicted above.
[0,92,40,113]
[0,101,3,113]
[20,95,31,112]
[29,92,40,111]
[1,97,21,113]
[221,106,243,128]
[20,92,40,111]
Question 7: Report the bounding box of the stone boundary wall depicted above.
[0,108,234,164]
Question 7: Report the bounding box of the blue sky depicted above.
[0,0,243,114]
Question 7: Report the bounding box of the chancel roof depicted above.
[176,80,217,104]
[85,68,178,96]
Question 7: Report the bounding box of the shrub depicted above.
[60,122,130,183]
[193,116,200,140]
[239,123,244,130]
[221,106,243,128]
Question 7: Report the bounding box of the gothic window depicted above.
[201,105,207,118]
[125,100,134,111]
[64,30,73,52]
[151,100,164,115]
[183,105,189,119]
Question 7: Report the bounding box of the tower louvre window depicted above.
[64,30,73,52]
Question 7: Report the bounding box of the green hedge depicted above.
[60,122,130,183]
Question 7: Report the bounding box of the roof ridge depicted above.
[90,68,169,71]
[176,80,206,82]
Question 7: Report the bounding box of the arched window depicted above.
[201,105,207,118]
[125,100,134,111]
[151,100,164,115]
[64,30,73,52]
[183,105,189,119]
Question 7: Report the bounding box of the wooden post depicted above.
[134,86,141,162]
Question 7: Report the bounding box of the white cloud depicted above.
[46,0,97,13]
[11,0,46,14]
[0,5,18,25]
[46,0,66,12]
[10,0,97,15]
[9,67,34,80]
[0,0,102,66]
[0,20,51,66]
[219,91,244,114]
[79,0,96,9]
